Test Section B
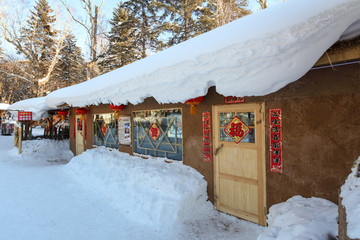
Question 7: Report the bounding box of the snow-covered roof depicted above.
[9,97,55,121]
[46,0,360,108]
[0,103,10,110]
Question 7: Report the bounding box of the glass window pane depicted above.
[132,109,183,161]
[219,112,255,143]
[93,113,118,148]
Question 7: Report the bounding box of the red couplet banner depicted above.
[202,112,211,162]
[269,109,282,173]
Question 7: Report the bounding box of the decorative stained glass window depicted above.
[220,112,255,143]
[93,113,118,148]
[133,109,183,161]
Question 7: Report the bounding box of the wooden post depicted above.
[18,122,22,154]
[50,114,53,139]
[14,124,18,147]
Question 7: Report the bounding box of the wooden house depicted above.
[46,0,360,226]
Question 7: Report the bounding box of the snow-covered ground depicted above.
[0,135,340,240]
[258,196,338,240]
[340,157,360,239]
[0,135,262,240]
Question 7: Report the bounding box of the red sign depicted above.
[202,112,211,162]
[225,96,245,104]
[148,123,161,142]
[18,111,32,121]
[269,109,282,173]
[224,116,250,144]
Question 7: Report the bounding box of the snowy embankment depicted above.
[340,157,360,239]
[2,137,343,239]
[258,196,338,240]
[64,147,208,228]
[10,139,73,164]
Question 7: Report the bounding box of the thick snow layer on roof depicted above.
[340,157,360,239]
[0,103,10,110]
[9,97,55,121]
[46,0,360,108]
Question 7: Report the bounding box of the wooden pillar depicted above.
[18,122,22,154]
[50,114,54,139]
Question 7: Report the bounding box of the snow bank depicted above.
[9,97,56,121]
[258,196,338,240]
[17,139,73,163]
[46,0,360,108]
[64,147,208,228]
[340,157,360,239]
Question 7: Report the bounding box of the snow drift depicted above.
[15,139,74,164]
[258,195,338,240]
[64,147,208,228]
[340,157,360,239]
[46,0,360,108]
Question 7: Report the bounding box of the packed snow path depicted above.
[0,135,263,240]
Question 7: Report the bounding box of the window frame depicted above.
[132,108,183,161]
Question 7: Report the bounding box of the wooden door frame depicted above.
[75,115,85,156]
[212,102,267,226]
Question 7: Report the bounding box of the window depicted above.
[93,113,118,148]
[219,112,255,143]
[133,109,182,160]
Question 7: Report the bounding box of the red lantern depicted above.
[185,96,204,115]
[57,109,68,120]
[110,104,125,120]
[76,108,88,120]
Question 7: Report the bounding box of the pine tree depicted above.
[198,0,251,32]
[22,0,56,77]
[120,0,163,59]
[54,33,86,88]
[19,0,58,96]
[99,3,140,74]
[155,0,205,46]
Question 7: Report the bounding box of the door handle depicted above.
[214,144,224,156]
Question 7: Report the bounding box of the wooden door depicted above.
[76,115,85,155]
[213,103,266,226]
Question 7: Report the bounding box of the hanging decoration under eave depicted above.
[109,104,125,120]
[185,96,204,115]
[57,109,68,121]
[75,108,88,120]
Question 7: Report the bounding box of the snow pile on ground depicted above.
[13,139,73,164]
[258,195,338,240]
[46,0,360,108]
[340,157,360,239]
[64,147,208,228]
[31,126,45,137]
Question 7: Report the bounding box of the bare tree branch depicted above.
[257,0,267,9]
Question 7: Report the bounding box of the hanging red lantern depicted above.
[76,108,88,120]
[110,104,125,120]
[185,96,204,115]
[57,109,68,121]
